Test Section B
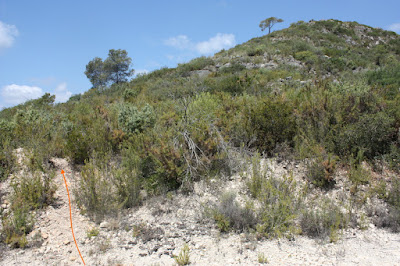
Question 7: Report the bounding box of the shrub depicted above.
[247,157,302,238]
[246,97,296,154]
[0,144,15,181]
[74,159,116,222]
[255,174,301,238]
[258,253,269,264]
[175,244,190,266]
[211,192,257,232]
[219,63,246,74]
[1,199,33,248]
[335,112,395,159]
[112,167,141,209]
[306,154,336,189]
[10,171,56,210]
[300,199,347,242]
[294,51,318,65]
[386,179,400,232]
[86,227,99,239]
[177,56,214,76]
[123,87,141,101]
[247,48,264,57]
[118,104,155,134]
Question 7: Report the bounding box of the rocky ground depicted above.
[1,156,400,265]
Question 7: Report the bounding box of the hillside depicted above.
[1,19,400,265]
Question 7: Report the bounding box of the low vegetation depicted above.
[0,19,399,248]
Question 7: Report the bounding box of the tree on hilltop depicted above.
[85,57,108,88]
[259,17,284,34]
[85,49,134,88]
[104,49,135,84]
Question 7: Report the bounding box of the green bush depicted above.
[247,157,302,238]
[294,51,318,66]
[118,103,155,134]
[10,171,56,210]
[74,159,116,222]
[114,147,141,208]
[123,87,141,101]
[246,97,296,154]
[1,199,33,248]
[306,154,336,189]
[335,112,395,159]
[177,56,214,76]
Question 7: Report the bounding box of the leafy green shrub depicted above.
[118,104,155,134]
[247,48,264,57]
[335,112,395,159]
[367,64,400,98]
[0,144,15,181]
[177,56,214,76]
[123,87,141,101]
[384,144,400,172]
[206,75,246,95]
[140,134,185,193]
[294,51,318,66]
[348,160,370,187]
[246,97,296,154]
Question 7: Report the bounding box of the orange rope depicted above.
[62,170,86,265]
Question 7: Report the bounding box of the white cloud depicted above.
[0,21,19,50]
[164,33,236,55]
[388,23,400,33]
[195,33,235,54]
[164,35,191,50]
[54,82,72,103]
[1,84,43,105]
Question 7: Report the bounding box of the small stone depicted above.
[369,223,375,229]
[100,221,109,228]
[64,240,70,245]
[70,256,77,261]
[42,233,49,239]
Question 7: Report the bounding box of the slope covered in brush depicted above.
[0,20,400,243]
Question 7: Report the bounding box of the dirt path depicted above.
[2,158,94,265]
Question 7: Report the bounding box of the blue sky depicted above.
[0,0,399,109]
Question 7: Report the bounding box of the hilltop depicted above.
[0,19,400,265]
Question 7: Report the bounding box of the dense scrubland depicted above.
[1,19,400,249]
